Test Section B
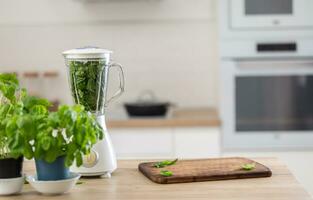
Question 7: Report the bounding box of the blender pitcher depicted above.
[62,47,125,177]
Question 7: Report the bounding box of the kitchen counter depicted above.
[16,158,312,200]
[107,107,220,128]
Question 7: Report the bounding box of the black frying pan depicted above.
[124,91,171,117]
[124,102,170,117]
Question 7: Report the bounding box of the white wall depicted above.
[0,0,218,109]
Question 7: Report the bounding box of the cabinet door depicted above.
[109,128,174,159]
[174,127,221,158]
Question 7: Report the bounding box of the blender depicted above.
[62,47,124,177]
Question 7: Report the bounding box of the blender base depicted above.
[78,171,112,178]
[70,117,117,178]
[101,172,112,178]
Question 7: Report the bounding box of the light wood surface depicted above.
[139,157,272,184]
[7,158,311,200]
[107,108,220,128]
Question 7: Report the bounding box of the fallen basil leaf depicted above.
[153,158,178,168]
[160,170,173,177]
[242,163,256,171]
[76,181,84,185]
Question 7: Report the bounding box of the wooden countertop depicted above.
[14,158,312,200]
[107,108,220,128]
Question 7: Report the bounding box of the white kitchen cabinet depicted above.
[109,128,174,159]
[109,127,220,159]
[174,127,220,158]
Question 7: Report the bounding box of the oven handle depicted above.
[234,58,313,64]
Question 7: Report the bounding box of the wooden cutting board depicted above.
[138,157,272,184]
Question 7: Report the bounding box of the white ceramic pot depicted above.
[0,176,24,195]
[26,172,80,195]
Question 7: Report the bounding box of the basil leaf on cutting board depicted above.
[153,158,178,168]
[160,170,173,177]
[242,163,256,171]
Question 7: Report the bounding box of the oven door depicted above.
[221,59,313,150]
[230,0,313,29]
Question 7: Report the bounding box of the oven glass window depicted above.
[245,0,293,15]
[236,76,313,131]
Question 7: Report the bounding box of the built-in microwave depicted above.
[230,0,313,29]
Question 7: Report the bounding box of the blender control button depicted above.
[82,150,99,168]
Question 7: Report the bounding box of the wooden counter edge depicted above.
[107,118,221,128]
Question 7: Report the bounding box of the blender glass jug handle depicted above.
[105,63,125,106]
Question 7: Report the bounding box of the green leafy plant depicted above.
[0,73,104,168]
[32,105,103,167]
[0,73,51,159]
[2,96,51,159]
[68,60,106,112]
[0,73,31,159]
[153,159,178,168]
[241,163,256,171]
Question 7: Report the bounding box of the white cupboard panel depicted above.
[174,127,221,158]
[109,128,174,159]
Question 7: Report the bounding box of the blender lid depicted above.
[62,47,113,59]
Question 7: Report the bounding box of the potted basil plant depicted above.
[0,74,25,180]
[0,76,51,175]
[31,105,104,181]
[0,74,43,195]
[0,73,104,182]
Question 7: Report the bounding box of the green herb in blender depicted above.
[69,60,107,112]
